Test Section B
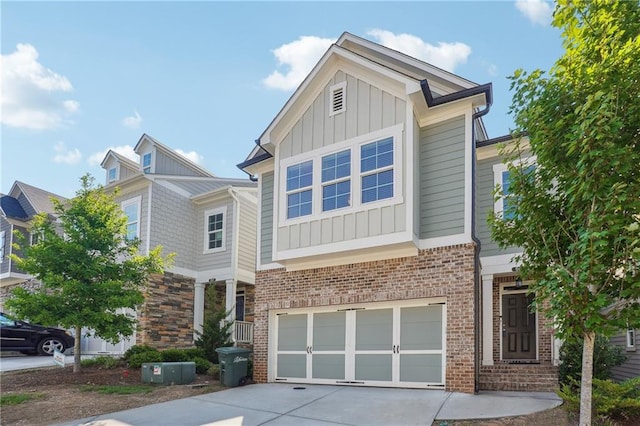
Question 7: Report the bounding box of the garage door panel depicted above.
[401,305,443,350]
[278,314,307,351]
[400,354,442,383]
[356,309,392,350]
[313,312,345,351]
[277,354,307,378]
[312,354,345,380]
[355,354,392,381]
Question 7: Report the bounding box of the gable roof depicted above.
[9,181,66,217]
[134,134,216,178]
[0,194,28,219]
[100,149,141,171]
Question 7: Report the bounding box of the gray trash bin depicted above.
[215,347,252,387]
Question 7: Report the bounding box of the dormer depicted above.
[133,134,215,178]
[100,150,141,185]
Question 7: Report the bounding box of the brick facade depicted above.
[137,272,195,349]
[254,243,476,393]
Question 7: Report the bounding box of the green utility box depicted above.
[141,362,196,385]
[215,347,252,387]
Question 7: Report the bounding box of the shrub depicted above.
[127,350,163,368]
[183,347,206,360]
[194,282,233,363]
[81,356,120,369]
[207,364,220,379]
[192,357,212,374]
[559,335,627,386]
[161,348,188,362]
[123,345,159,361]
[559,377,640,421]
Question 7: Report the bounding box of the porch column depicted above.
[225,279,237,322]
[482,274,494,366]
[193,282,206,337]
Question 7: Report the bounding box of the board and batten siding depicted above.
[260,172,274,265]
[476,156,521,257]
[418,116,465,239]
[0,218,12,275]
[195,198,234,272]
[610,332,640,382]
[119,165,138,181]
[237,193,257,275]
[155,150,202,177]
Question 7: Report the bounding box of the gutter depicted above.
[237,140,273,182]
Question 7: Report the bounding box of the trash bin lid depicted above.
[215,346,252,355]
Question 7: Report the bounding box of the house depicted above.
[0,181,67,301]
[98,134,258,353]
[610,327,639,382]
[238,32,557,393]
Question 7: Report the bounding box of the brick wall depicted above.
[254,243,476,393]
[137,271,195,349]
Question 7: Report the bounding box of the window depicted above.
[361,137,394,203]
[142,152,152,174]
[329,82,347,116]
[493,158,536,220]
[627,328,636,351]
[122,197,141,240]
[235,292,245,322]
[30,231,43,246]
[107,167,117,183]
[322,149,351,211]
[286,161,313,219]
[204,207,226,253]
[0,231,5,262]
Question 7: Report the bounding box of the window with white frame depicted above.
[322,149,351,211]
[286,160,313,219]
[122,197,141,240]
[108,167,118,183]
[627,328,636,351]
[329,81,347,117]
[142,152,152,174]
[204,207,226,253]
[361,137,394,203]
[493,157,536,220]
[0,231,5,262]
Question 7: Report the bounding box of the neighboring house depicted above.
[610,327,639,381]
[0,181,67,300]
[238,32,557,393]
[99,134,257,354]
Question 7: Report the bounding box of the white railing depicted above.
[234,321,254,344]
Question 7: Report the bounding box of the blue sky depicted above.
[1,1,562,198]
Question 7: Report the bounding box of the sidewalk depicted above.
[59,383,563,426]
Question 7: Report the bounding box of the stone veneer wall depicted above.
[254,243,476,393]
[0,280,42,311]
[137,272,195,349]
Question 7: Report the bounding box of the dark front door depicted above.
[502,293,536,360]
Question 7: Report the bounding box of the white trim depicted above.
[154,179,192,198]
[257,262,285,271]
[141,151,154,174]
[107,165,119,184]
[0,230,5,263]
[328,81,347,117]
[480,253,522,275]
[203,206,227,254]
[121,196,142,240]
[145,185,152,254]
[493,155,537,218]
[193,282,206,336]
[417,233,471,250]
[482,274,494,366]
[464,111,473,240]
[627,328,637,351]
[229,189,241,280]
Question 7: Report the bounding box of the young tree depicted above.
[194,281,233,364]
[489,1,640,424]
[7,175,170,372]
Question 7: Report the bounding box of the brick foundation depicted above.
[254,243,476,393]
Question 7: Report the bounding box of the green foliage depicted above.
[559,336,627,386]
[80,356,121,369]
[0,393,44,406]
[194,283,233,363]
[5,175,172,367]
[207,364,220,379]
[183,347,206,360]
[161,348,188,362]
[123,344,159,361]
[192,357,212,374]
[80,384,154,395]
[559,377,640,421]
[127,351,163,368]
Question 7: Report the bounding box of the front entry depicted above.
[501,292,536,360]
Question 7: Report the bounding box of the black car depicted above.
[0,312,74,355]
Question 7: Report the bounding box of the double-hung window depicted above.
[627,328,636,351]
[122,197,141,240]
[322,149,351,211]
[361,137,394,203]
[286,160,313,219]
[0,231,5,262]
[204,207,226,253]
[108,167,118,183]
[142,153,152,174]
[493,158,535,220]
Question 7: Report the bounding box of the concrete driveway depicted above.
[0,352,75,372]
[61,383,563,426]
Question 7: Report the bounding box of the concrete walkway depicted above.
[59,384,562,426]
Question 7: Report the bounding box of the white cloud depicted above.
[263,36,335,91]
[88,145,137,166]
[367,29,471,72]
[1,43,79,129]
[515,0,553,26]
[175,149,203,165]
[122,109,142,129]
[52,141,82,165]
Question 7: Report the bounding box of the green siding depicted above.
[261,172,274,265]
[419,116,466,239]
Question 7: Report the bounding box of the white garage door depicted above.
[271,299,445,389]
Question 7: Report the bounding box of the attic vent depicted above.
[329,82,347,116]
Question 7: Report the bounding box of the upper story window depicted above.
[0,231,5,262]
[204,206,226,253]
[493,157,536,220]
[322,149,351,211]
[122,197,141,240]
[361,137,394,203]
[286,161,313,219]
[142,152,152,174]
[329,81,347,117]
[627,328,636,351]
[107,167,118,183]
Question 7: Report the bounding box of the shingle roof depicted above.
[13,181,66,216]
[0,194,28,219]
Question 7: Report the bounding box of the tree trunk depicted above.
[579,330,595,426]
[73,325,82,373]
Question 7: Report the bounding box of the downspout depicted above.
[472,103,491,393]
[227,188,241,343]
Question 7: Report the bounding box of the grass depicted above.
[79,384,155,395]
[0,393,45,406]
